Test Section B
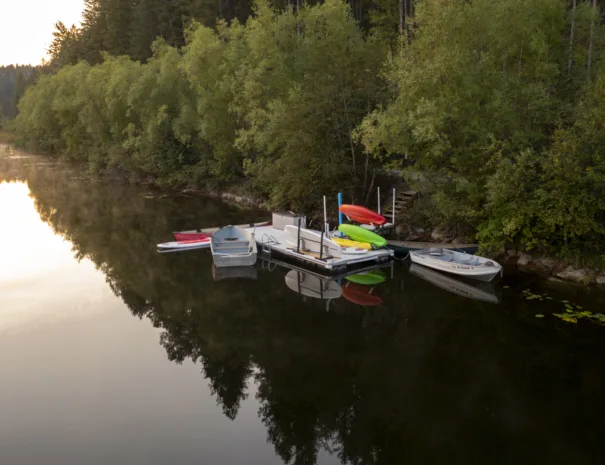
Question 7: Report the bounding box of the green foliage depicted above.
[234,0,386,210]
[17,0,385,208]
[357,0,605,257]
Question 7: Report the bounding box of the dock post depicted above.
[392,188,396,226]
[337,192,343,237]
[377,186,381,214]
[297,217,301,253]
[323,195,328,238]
[319,222,324,260]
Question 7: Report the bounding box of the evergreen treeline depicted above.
[0,65,37,124]
[15,0,605,257]
[47,0,397,67]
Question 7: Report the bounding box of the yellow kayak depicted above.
[332,237,373,250]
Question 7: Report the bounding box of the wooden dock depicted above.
[250,225,394,273]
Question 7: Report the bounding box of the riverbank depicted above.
[498,250,605,286]
[0,131,15,143]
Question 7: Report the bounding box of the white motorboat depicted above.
[211,226,258,268]
[409,248,502,282]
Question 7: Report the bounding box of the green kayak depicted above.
[345,270,386,285]
[338,224,387,247]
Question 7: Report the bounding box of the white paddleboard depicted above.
[284,225,343,258]
[157,239,211,251]
[285,270,342,299]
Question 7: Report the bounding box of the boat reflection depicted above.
[212,264,258,281]
[409,263,501,303]
[285,270,342,299]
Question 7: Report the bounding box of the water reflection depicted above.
[409,263,501,303]
[1,147,605,465]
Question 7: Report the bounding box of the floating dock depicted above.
[386,240,479,254]
[250,225,393,273]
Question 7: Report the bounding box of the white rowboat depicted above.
[211,226,258,268]
[409,248,502,282]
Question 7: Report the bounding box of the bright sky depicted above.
[0,0,84,66]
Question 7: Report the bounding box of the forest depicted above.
[0,65,37,124]
[10,0,605,257]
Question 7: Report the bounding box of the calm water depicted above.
[1,145,604,465]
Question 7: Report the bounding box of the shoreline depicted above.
[3,141,602,286]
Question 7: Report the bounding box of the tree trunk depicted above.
[587,0,598,81]
[568,0,576,75]
[399,0,404,37]
[296,0,300,35]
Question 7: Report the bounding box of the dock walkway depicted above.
[249,225,394,273]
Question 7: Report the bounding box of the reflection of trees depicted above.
[4,152,605,465]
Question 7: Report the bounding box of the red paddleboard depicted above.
[342,283,384,306]
[173,232,211,241]
[339,204,386,226]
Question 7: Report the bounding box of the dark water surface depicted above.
[1,145,604,465]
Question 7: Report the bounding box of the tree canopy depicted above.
[14,0,605,257]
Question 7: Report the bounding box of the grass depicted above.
[0,130,15,143]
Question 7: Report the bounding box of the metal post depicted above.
[319,222,324,260]
[377,186,381,214]
[323,195,328,238]
[392,188,396,225]
[297,217,301,253]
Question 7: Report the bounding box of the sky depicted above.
[0,0,84,66]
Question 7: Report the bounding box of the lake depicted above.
[1,145,604,465]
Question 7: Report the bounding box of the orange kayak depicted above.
[339,204,386,225]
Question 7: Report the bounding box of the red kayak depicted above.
[339,204,386,226]
[173,232,211,241]
[342,283,384,306]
